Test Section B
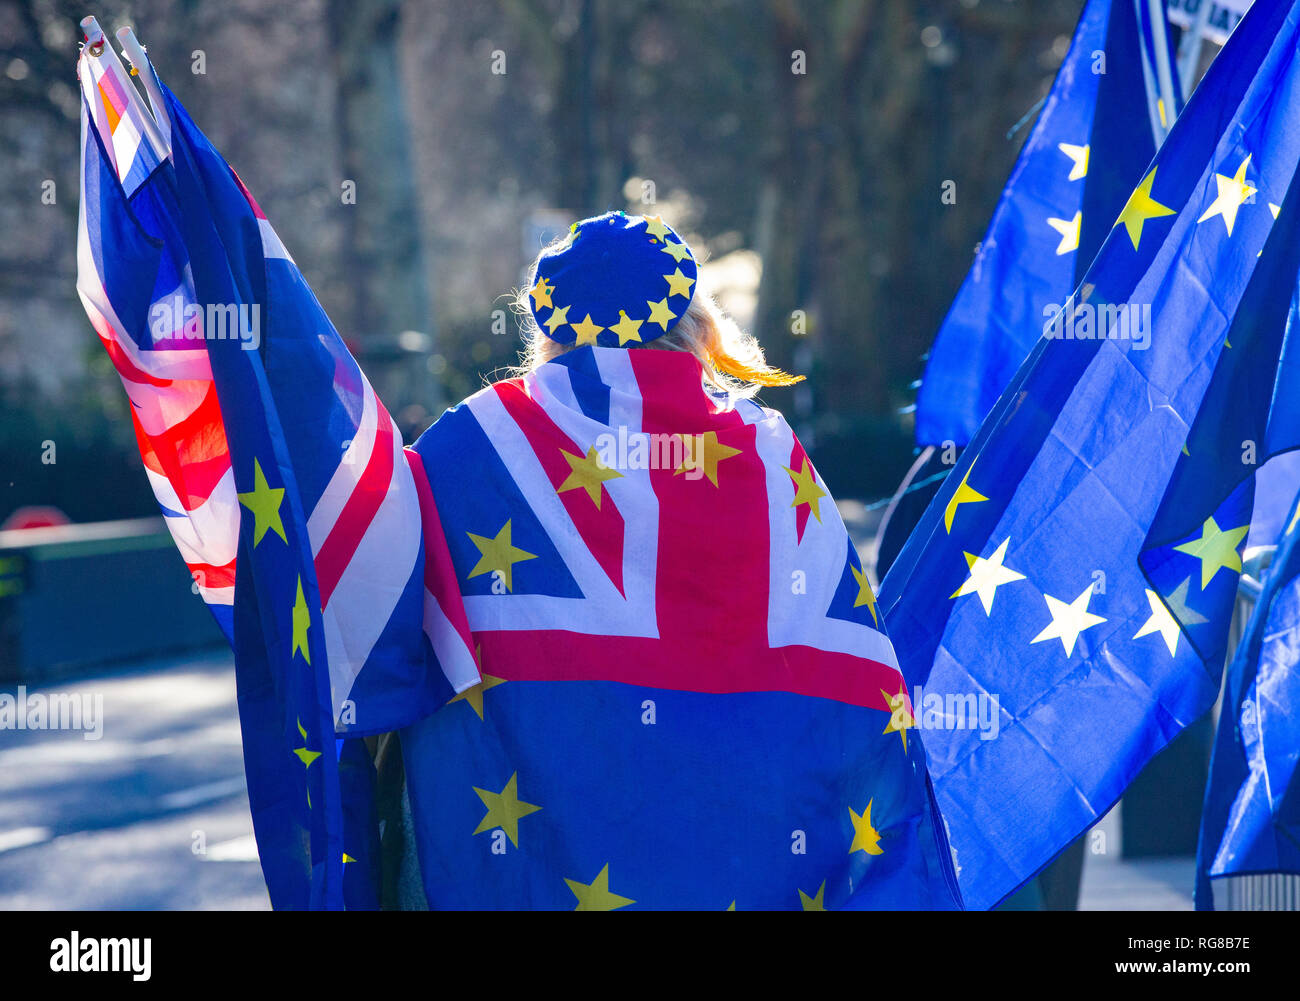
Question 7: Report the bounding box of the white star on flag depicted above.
[951,537,1026,615]
[1030,584,1107,657]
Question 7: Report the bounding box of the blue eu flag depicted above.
[1196,484,1300,909]
[882,0,1300,910]
[915,0,1176,448]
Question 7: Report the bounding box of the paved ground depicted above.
[0,652,268,910]
[1,646,1206,910]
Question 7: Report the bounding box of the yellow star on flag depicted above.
[543,304,571,336]
[1133,587,1183,657]
[951,537,1026,614]
[880,687,914,752]
[558,445,623,507]
[798,881,826,911]
[850,562,878,625]
[848,799,885,856]
[646,297,677,332]
[1197,155,1257,236]
[1173,515,1249,588]
[565,864,635,911]
[660,239,692,263]
[449,648,506,720]
[570,313,604,346]
[944,462,988,533]
[642,215,672,241]
[1030,584,1107,657]
[529,276,554,310]
[293,717,320,806]
[293,717,321,770]
[609,310,644,345]
[291,576,311,664]
[472,772,541,848]
[1288,497,1300,536]
[1047,210,1082,255]
[238,458,287,546]
[663,268,696,298]
[1115,168,1175,249]
[783,456,829,523]
[675,431,741,487]
[1058,142,1090,181]
[467,520,537,592]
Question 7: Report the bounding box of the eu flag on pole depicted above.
[76,26,479,908]
[1196,490,1300,909]
[914,0,1177,448]
[881,0,1300,910]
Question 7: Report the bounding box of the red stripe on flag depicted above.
[314,392,396,608]
[479,630,900,711]
[405,447,477,657]
[493,379,626,596]
[130,383,231,509]
[96,321,172,388]
[185,557,236,590]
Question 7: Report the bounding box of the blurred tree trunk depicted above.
[327,0,433,346]
[753,0,1076,435]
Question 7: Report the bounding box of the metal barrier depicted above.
[0,518,225,682]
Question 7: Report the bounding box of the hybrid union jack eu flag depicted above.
[76,32,960,909]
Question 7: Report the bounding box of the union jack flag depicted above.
[402,347,961,908]
[77,35,475,909]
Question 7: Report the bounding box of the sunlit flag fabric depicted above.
[914,0,1177,448]
[74,38,238,632]
[76,41,479,909]
[881,0,1300,910]
[77,41,960,909]
[401,345,961,908]
[1196,490,1300,909]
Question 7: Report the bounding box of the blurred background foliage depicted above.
[0,0,1083,521]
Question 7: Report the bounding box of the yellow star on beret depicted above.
[663,268,695,298]
[529,276,554,310]
[660,239,692,263]
[610,310,644,345]
[543,304,571,336]
[646,298,677,332]
[643,215,672,241]
[570,313,604,346]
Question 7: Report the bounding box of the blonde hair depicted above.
[509,244,802,399]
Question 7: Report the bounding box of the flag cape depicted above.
[402,347,961,909]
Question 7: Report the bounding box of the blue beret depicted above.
[528,211,698,347]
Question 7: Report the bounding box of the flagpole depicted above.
[1176,0,1213,97]
[79,15,169,160]
[1145,0,1180,138]
[116,26,172,154]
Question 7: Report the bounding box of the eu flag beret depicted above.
[528,211,698,347]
